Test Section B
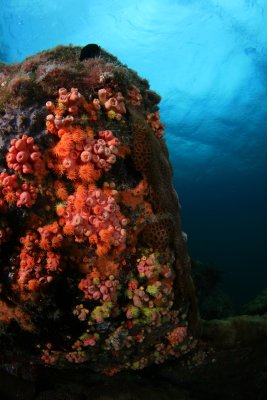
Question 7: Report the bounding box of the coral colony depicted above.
[0,45,197,375]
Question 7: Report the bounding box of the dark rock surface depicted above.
[242,288,267,316]
[1,313,266,399]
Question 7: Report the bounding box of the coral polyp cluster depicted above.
[0,140,42,209]
[17,229,62,291]
[6,134,44,175]
[62,185,127,256]
[46,87,122,182]
[0,45,197,374]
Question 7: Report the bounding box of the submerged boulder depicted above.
[242,288,267,315]
[0,45,198,374]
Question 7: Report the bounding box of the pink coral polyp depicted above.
[6,134,44,175]
[62,186,127,255]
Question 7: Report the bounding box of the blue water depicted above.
[1,0,267,308]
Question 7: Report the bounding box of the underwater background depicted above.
[1,0,267,309]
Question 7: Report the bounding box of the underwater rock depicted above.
[191,260,233,319]
[242,288,267,315]
[0,45,198,375]
[200,314,267,349]
[1,312,266,399]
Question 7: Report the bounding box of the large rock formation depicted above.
[0,45,198,374]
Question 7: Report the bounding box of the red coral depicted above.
[0,171,18,205]
[147,112,165,138]
[127,85,143,106]
[62,186,127,256]
[166,326,188,345]
[0,171,18,191]
[46,87,98,131]
[103,91,126,120]
[49,126,120,182]
[16,182,37,208]
[38,222,63,250]
[17,230,63,291]
[0,171,38,208]
[78,274,119,302]
[6,134,45,176]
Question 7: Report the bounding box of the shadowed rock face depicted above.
[242,288,267,316]
[0,313,266,400]
[0,45,198,375]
